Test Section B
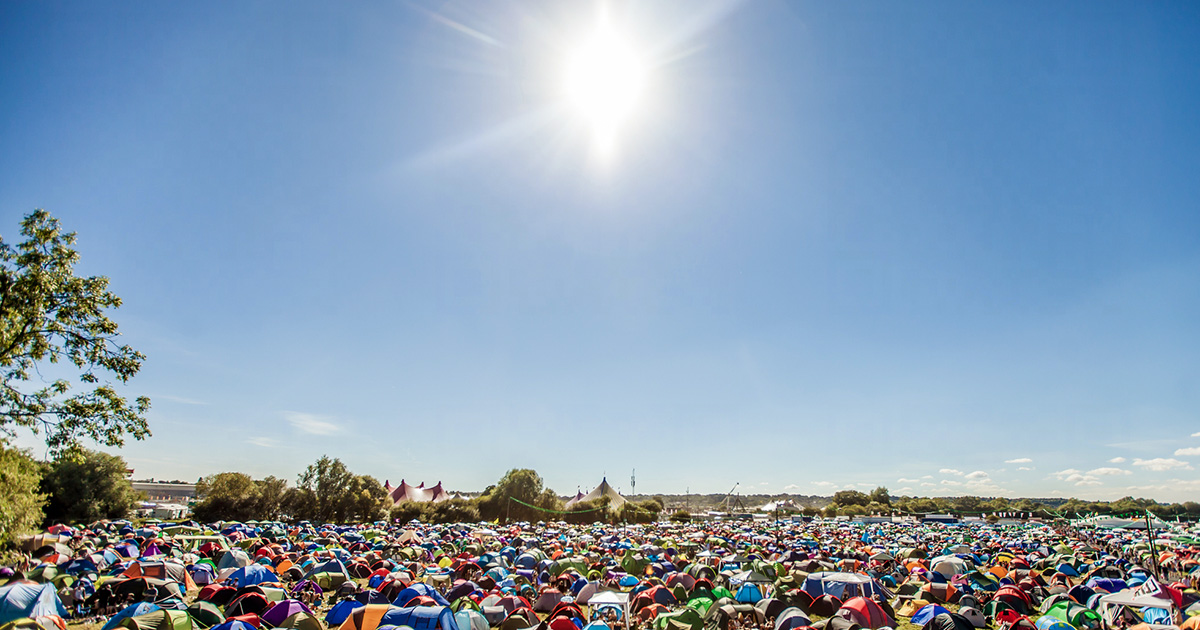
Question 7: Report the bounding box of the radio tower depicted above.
[631,469,636,496]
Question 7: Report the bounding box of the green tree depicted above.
[477,469,561,522]
[0,210,150,453]
[338,475,387,523]
[41,448,138,523]
[822,505,838,518]
[193,472,259,522]
[0,443,45,549]
[831,490,869,507]
[254,476,288,521]
[869,486,891,506]
[670,510,691,522]
[295,456,360,523]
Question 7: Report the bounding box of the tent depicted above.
[378,607,461,630]
[115,610,194,630]
[0,584,68,625]
[837,598,893,630]
[802,574,885,601]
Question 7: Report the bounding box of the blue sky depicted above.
[2,1,1199,501]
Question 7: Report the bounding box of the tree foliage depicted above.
[41,448,138,523]
[285,457,388,524]
[0,443,45,549]
[0,210,150,453]
[477,468,562,522]
[831,490,869,507]
[193,472,261,522]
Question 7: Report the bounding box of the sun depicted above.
[564,18,646,153]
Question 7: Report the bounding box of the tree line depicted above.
[194,465,666,525]
[820,487,1200,519]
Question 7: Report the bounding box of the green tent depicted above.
[1042,601,1103,630]
[117,610,193,630]
[655,609,704,630]
[187,601,225,629]
[686,598,715,615]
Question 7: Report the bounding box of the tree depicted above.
[0,443,45,549]
[477,469,561,522]
[193,472,259,522]
[670,510,691,522]
[0,210,150,453]
[254,476,288,521]
[41,449,138,523]
[831,490,869,507]
[338,475,387,523]
[869,486,891,506]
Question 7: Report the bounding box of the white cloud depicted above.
[939,469,963,476]
[1053,469,1102,486]
[1109,457,1126,463]
[1067,474,1103,487]
[812,481,836,487]
[897,487,912,493]
[941,480,963,487]
[1174,447,1200,457]
[897,478,919,483]
[249,437,277,448]
[784,484,801,491]
[1086,467,1131,476]
[760,481,770,486]
[920,482,936,488]
[1018,466,1034,471]
[1004,458,1032,464]
[1192,432,1200,438]
[921,475,933,479]
[965,470,989,480]
[1133,458,1193,472]
[284,411,342,435]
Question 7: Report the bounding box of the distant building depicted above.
[921,513,960,524]
[132,482,196,503]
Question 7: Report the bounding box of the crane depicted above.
[722,482,741,514]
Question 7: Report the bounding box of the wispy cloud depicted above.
[249,437,278,448]
[811,481,836,488]
[897,478,919,483]
[1004,458,1032,464]
[1192,432,1200,438]
[1133,457,1193,472]
[965,470,988,480]
[1086,467,1131,476]
[1174,447,1200,456]
[284,411,342,435]
[1018,466,1034,471]
[784,484,801,491]
[939,469,963,476]
[1109,457,1126,463]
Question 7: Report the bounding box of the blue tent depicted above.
[211,621,257,630]
[303,558,349,581]
[379,606,460,630]
[101,603,160,630]
[911,605,952,627]
[226,565,279,588]
[0,583,69,624]
[393,584,450,608]
[734,584,763,604]
[326,601,364,626]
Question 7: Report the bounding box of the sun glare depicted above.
[564,19,646,154]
